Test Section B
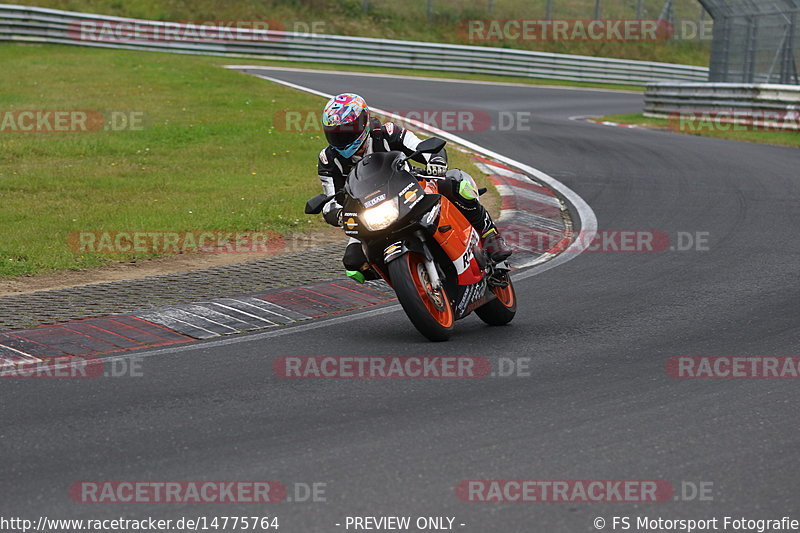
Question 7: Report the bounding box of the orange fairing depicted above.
[429,191,484,286]
[422,180,439,195]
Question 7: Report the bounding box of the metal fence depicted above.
[0,3,708,85]
[699,0,799,84]
[644,81,800,129]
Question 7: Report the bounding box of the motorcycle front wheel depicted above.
[388,252,454,342]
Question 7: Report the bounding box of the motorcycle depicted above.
[305,137,516,341]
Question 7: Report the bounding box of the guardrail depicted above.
[0,3,709,86]
[644,82,800,130]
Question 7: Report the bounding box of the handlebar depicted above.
[409,167,445,180]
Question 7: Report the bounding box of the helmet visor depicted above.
[323,110,368,148]
[330,126,370,158]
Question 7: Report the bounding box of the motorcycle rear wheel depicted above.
[475,274,517,326]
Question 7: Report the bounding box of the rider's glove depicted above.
[426,155,448,177]
[323,204,343,227]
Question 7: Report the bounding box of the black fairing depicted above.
[342,151,439,241]
[338,150,492,319]
[345,151,409,200]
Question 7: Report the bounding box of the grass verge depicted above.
[0,43,494,277]
[597,113,800,148]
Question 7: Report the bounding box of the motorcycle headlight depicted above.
[362,198,399,231]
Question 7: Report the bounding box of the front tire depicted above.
[475,274,517,326]
[388,252,454,342]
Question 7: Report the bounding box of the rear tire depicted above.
[475,274,517,326]
[388,252,454,342]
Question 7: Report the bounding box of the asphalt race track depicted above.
[2,70,798,531]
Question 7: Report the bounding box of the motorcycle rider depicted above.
[317,93,512,283]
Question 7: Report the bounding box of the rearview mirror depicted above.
[305,193,334,215]
[402,137,447,165]
[416,137,446,155]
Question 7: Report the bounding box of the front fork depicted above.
[415,230,443,291]
[383,232,443,291]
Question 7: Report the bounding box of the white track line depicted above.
[225,65,640,94]
[239,69,598,271]
[56,71,598,366]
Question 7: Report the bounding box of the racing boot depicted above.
[482,225,513,263]
[345,267,379,284]
[343,240,380,284]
